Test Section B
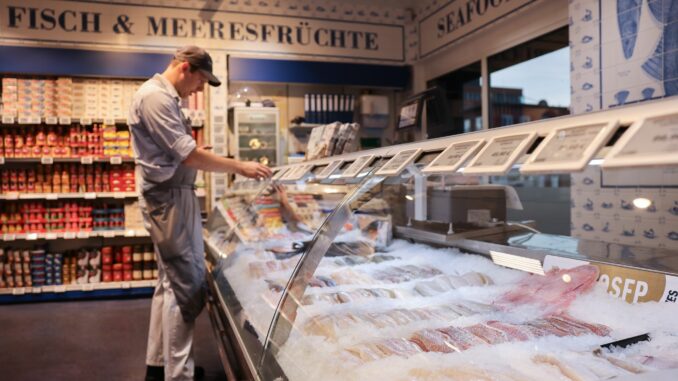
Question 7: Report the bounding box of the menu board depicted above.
[282,164,314,181]
[463,132,537,175]
[375,148,423,176]
[315,160,344,180]
[603,112,678,168]
[422,140,485,174]
[340,155,375,178]
[521,121,617,173]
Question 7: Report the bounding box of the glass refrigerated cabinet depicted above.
[204,98,678,381]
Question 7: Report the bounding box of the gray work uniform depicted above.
[129,74,204,380]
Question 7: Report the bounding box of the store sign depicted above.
[544,255,678,305]
[419,0,536,58]
[0,0,404,62]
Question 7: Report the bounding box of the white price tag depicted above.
[102,231,116,238]
[18,116,30,124]
[54,285,66,293]
[124,230,136,237]
[121,282,131,289]
[2,115,14,124]
[103,118,115,125]
[2,234,16,241]
[26,233,39,240]
[41,157,54,165]
[80,156,94,165]
[45,193,58,200]
[0,157,4,165]
[5,192,19,200]
[63,232,76,240]
[110,156,122,165]
[114,193,126,199]
[59,117,72,125]
[191,118,203,127]
[30,116,41,124]
[82,284,95,291]
[32,287,42,294]
[84,192,97,199]
[80,117,92,125]
[45,116,58,125]
[76,231,90,239]
[12,287,26,295]
[45,232,58,240]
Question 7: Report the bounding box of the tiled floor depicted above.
[0,297,226,381]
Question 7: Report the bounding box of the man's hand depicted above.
[238,161,273,179]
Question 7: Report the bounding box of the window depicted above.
[488,26,570,128]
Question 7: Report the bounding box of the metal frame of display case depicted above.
[204,97,678,381]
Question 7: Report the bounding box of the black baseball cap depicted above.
[174,46,221,87]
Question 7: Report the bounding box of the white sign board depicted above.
[521,121,618,174]
[1,0,404,62]
[340,155,375,178]
[422,139,485,174]
[603,112,678,168]
[315,160,344,180]
[375,148,422,176]
[463,132,537,175]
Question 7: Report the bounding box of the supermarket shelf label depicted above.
[12,287,25,295]
[2,234,16,241]
[59,117,72,125]
[191,118,203,127]
[63,232,77,240]
[41,156,54,165]
[81,156,94,165]
[4,192,19,200]
[45,232,58,240]
[26,233,38,240]
[463,132,537,175]
[422,139,485,174]
[341,155,375,178]
[110,156,123,165]
[522,122,617,174]
[18,116,30,124]
[54,285,66,293]
[81,117,93,125]
[0,157,4,165]
[103,118,116,126]
[30,116,41,124]
[375,148,422,176]
[45,193,58,200]
[603,112,678,168]
[76,232,90,239]
[102,231,116,238]
[45,116,58,125]
[82,284,95,292]
[124,230,136,237]
[2,116,15,124]
[315,160,344,180]
[84,192,97,199]
[271,168,289,181]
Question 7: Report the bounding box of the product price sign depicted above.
[2,115,15,124]
[63,232,77,240]
[464,132,537,175]
[315,160,344,180]
[80,156,94,165]
[45,116,58,125]
[341,155,376,178]
[76,232,90,239]
[283,164,314,181]
[41,157,54,165]
[102,231,117,238]
[80,117,93,126]
[45,232,58,240]
[522,122,618,174]
[191,118,203,127]
[271,168,288,181]
[4,192,19,200]
[0,157,5,165]
[59,117,72,125]
[103,118,116,126]
[30,116,41,124]
[422,139,485,174]
[45,193,58,200]
[18,116,30,124]
[110,156,123,165]
[603,112,678,168]
[376,148,423,176]
[26,233,39,241]
[2,234,16,241]
[84,192,97,199]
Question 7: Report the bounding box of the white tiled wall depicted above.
[570,0,678,249]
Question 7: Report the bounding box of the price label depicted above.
[41,157,54,165]
[18,116,30,124]
[4,192,19,200]
[30,116,41,124]
[32,287,42,294]
[45,232,58,240]
[114,193,126,199]
[0,157,4,165]
[2,115,14,124]
[375,148,422,176]
[54,285,66,293]
[110,156,122,165]
[603,112,678,168]
[121,282,131,289]
[63,232,76,240]
[271,168,288,181]
[45,116,58,125]
[464,132,537,175]
[59,117,72,125]
[76,231,90,239]
[83,192,96,199]
[80,117,92,125]
[341,155,375,178]
[2,234,16,241]
[12,287,26,295]
[102,231,116,238]
[124,230,136,237]
[422,140,485,174]
[82,284,95,292]
[191,118,203,127]
[283,164,314,181]
[315,160,344,180]
[45,193,58,200]
[522,122,617,174]
[26,233,39,240]
[103,118,115,125]
[80,156,94,165]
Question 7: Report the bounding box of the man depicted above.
[129,46,271,381]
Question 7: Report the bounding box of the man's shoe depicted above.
[145,365,164,381]
[194,366,205,380]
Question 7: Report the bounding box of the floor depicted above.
[0,296,227,381]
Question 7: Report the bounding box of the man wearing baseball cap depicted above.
[129,46,271,381]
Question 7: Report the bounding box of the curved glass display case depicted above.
[205,98,678,381]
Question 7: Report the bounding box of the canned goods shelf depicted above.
[0,192,138,200]
[0,280,155,303]
[0,157,134,164]
[0,116,129,125]
[1,229,150,241]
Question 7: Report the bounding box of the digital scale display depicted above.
[522,122,617,173]
[422,140,484,174]
[603,113,678,168]
[340,155,375,178]
[464,132,537,175]
[375,148,422,176]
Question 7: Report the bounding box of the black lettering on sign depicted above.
[666,290,678,303]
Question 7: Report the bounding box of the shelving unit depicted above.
[229,107,280,167]
[0,279,156,303]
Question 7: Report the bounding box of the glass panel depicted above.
[427,61,482,138]
[488,26,570,128]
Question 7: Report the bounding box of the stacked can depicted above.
[101,245,133,282]
[0,248,33,288]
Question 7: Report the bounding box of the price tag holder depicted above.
[315,160,344,180]
[2,234,16,241]
[84,192,97,199]
[2,115,15,124]
[4,191,19,200]
[110,156,123,165]
[18,116,30,124]
[422,140,485,174]
[103,118,116,125]
[80,156,94,165]
[375,148,423,176]
[191,118,203,127]
[45,116,58,125]
[463,132,538,175]
[340,155,376,178]
[522,121,618,174]
[59,117,72,125]
[30,116,41,124]
[45,193,58,200]
[54,285,66,293]
[41,157,54,165]
[121,282,131,289]
[76,231,90,239]
[282,164,314,181]
[32,287,42,294]
[45,232,58,240]
[603,112,678,168]
[0,157,5,165]
[271,168,288,181]
[102,231,116,238]
[124,230,136,237]
[26,233,39,241]
[82,284,95,292]
[12,287,26,295]
[63,232,76,240]
[80,117,93,126]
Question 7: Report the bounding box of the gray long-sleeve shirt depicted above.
[128,74,196,192]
